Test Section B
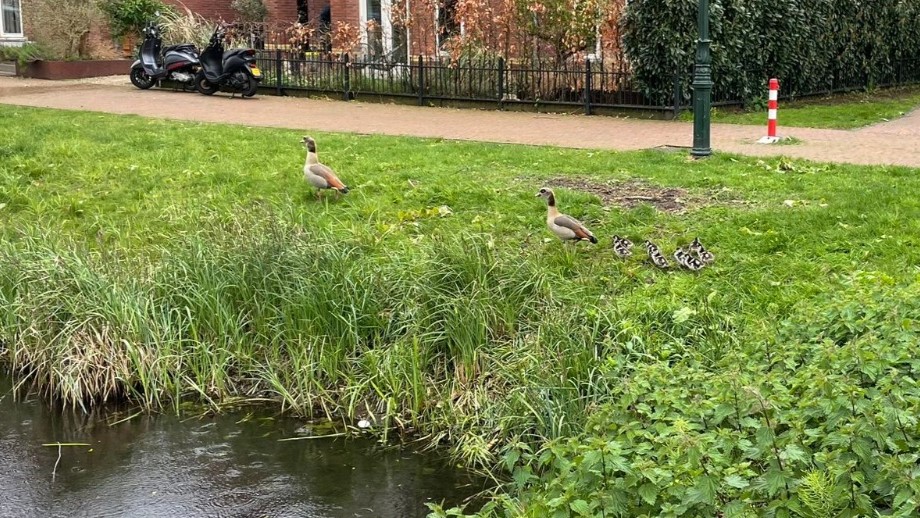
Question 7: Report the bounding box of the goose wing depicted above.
[308,163,347,190]
[553,214,595,240]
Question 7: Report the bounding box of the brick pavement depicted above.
[2,75,919,168]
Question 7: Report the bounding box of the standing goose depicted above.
[302,136,349,196]
[536,188,598,244]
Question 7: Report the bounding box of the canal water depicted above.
[0,376,485,517]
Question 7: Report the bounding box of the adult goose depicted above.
[536,188,598,244]
[302,136,349,196]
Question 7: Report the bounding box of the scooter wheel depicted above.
[242,76,259,98]
[195,71,219,95]
[130,67,156,90]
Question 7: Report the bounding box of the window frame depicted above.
[1,0,24,38]
[434,0,462,54]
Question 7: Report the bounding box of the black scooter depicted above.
[194,25,262,97]
[130,20,200,90]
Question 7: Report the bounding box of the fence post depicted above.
[343,53,351,101]
[417,55,425,106]
[672,74,682,118]
[275,49,283,96]
[584,58,592,115]
[498,57,505,109]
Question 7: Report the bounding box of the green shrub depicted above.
[622,0,920,105]
[231,0,268,24]
[22,0,100,60]
[434,274,920,516]
[100,0,174,39]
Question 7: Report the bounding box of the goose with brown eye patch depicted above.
[302,136,349,198]
[535,188,598,244]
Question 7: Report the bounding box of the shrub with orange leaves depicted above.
[331,21,361,54]
[284,22,319,52]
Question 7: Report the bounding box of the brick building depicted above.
[165,0,620,64]
[165,0,441,60]
[166,0,312,30]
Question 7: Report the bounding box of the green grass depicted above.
[681,85,920,129]
[3,105,920,516]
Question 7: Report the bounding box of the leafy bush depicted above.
[434,273,920,516]
[231,0,268,24]
[622,0,920,105]
[22,0,100,60]
[100,0,174,39]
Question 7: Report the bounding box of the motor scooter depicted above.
[194,25,262,97]
[130,20,200,90]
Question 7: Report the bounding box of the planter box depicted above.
[19,59,133,80]
[0,61,16,76]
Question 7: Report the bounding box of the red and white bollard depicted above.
[758,78,781,144]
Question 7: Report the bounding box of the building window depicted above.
[365,0,384,57]
[1,0,22,36]
[436,0,460,50]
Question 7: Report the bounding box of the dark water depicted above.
[0,376,485,518]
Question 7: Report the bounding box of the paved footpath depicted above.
[2,75,920,168]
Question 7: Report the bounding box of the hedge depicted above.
[622,0,920,105]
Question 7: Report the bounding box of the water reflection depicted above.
[0,376,485,517]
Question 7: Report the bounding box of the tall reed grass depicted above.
[5,217,733,465]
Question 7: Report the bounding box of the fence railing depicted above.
[256,51,680,115]
[710,59,920,108]
[255,51,920,116]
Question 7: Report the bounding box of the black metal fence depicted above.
[256,50,681,116]
[710,59,920,107]
[255,50,920,117]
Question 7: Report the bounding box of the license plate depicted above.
[250,66,262,78]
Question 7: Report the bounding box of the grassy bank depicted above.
[2,105,920,516]
[683,85,920,129]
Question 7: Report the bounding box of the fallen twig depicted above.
[277,432,347,442]
[42,442,90,481]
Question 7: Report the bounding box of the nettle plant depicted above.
[432,273,920,517]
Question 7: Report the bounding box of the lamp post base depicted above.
[690,147,712,158]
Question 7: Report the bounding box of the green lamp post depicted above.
[691,0,712,158]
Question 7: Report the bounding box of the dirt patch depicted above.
[545,177,693,213]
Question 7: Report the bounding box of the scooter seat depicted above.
[223,48,254,60]
[164,44,198,54]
